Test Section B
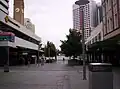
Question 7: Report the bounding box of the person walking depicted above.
[37,58,41,67]
[41,57,44,66]
[63,58,65,61]
[28,57,31,67]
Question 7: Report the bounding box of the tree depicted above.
[44,41,57,58]
[60,29,82,58]
[56,49,61,55]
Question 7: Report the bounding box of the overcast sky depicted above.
[9,0,101,49]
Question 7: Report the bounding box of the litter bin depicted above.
[89,63,113,89]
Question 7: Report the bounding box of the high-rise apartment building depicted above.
[14,0,24,25]
[84,4,91,40]
[73,4,80,31]
[72,0,97,41]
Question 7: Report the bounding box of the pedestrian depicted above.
[28,57,31,67]
[63,58,65,61]
[41,57,44,66]
[37,58,41,67]
[22,57,25,66]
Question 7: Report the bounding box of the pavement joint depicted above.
[0,62,119,89]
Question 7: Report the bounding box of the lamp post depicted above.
[75,0,89,80]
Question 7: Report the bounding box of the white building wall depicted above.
[15,37,38,50]
[85,23,103,45]
[0,37,39,50]
[5,16,40,41]
[24,18,35,33]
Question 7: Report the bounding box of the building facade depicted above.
[102,0,120,40]
[85,23,103,45]
[0,0,41,68]
[73,4,90,40]
[14,0,24,25]
[73,4,80,31]
[85,0,120,65]
[93,3,103,28]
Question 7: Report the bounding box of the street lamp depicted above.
[75,0,90,80]
[75,0,89,5]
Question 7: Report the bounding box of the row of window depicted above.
[87,33,101,46]
[103,0,120,36]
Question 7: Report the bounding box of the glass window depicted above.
[110,17,113,31]
[114,13,119,29]
[107,18,109,33]
[98,33,101,41]
[95,36,97,42]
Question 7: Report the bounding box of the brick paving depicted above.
[0,61,119,89]
[0,61,88,89]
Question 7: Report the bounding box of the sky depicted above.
[9,0,101,49]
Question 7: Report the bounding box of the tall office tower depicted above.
[14,0,24,25]
[73,0,97,41]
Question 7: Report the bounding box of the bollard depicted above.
[89,63,113,89]
[4,65,9,72]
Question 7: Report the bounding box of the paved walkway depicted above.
[0,61,120,89]
[0,61,89,89]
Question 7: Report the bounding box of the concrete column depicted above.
[98,51,102,62]
[90,53,92,62]
[87,53,90,63]
[101,53,104,63]
[93,52,96,62]
[37,51,39,62]
[91,52,94,62]
[35,56,37,65]
[87,54,89,63]
[94,51,98,62]
[3,47,9,72]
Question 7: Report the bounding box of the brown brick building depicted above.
[86,0,120,65]
[102,0,120,40]
[14,0,24,25]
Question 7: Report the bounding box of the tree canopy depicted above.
[44,41,57,57]
[60,29,82,58]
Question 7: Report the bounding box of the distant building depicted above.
[73,4,80,31]
[24,18,35,33]
[72,0,97,41]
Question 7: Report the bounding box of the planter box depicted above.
[68,59,79,66]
